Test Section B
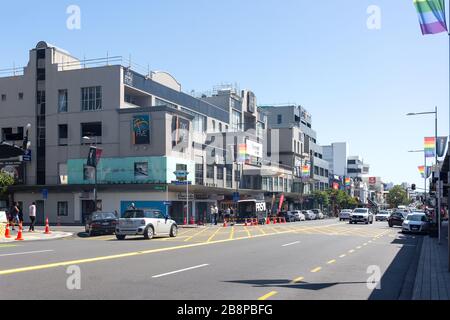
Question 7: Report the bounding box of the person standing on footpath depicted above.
[29,202,37,232]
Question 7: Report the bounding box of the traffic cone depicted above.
[44,218,51,235]
[184,217,187,225]
[15,223,24,241]
[4,223,11,239]
[273,217,277,225]
[266,217,270,225]
[244,219,248,227]
[223,219,228,228]
[253,218,257,226]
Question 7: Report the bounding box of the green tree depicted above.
[312,191,330,210]
[387,186,410,209]
[0,172,14,194]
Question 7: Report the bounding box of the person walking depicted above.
[210,205,216,225]
[29,202,37,232]
[9,202,20,231]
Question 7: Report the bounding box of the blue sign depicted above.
[42,189,48,200]
[163,201,172,206]
[172,181,192,186]
[23,150,32,162]
[233,192,240,203]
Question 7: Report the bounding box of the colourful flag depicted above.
[413,0,448,35]
[345,178,351,187]
[418,166,426,178]
[424,137,436,158]
[238,144,247,163]
[302,164,310,178]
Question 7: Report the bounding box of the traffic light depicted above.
[411,184,416,191]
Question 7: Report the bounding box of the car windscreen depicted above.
[92,213,116,221]
[407,215,425,222]
[353,209,368,214]
[123,210,145,219]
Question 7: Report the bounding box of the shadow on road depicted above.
[225,279,367,291]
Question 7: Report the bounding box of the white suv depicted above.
[116,209,178,240]
[350,208,374,225]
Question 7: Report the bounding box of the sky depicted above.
[0,0,449,187]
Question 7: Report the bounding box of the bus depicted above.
[237,200,267,224]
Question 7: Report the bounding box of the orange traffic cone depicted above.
[15,223,24,241]
[273,217,277,225]
[223,219,228,228]
[266,217,271,225]
[253,218,257,226]
[4,223,11,239]
[44,218,51,235]
[184,217,187,225]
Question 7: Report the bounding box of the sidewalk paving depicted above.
[412,222,450,300]
[0,229,73,243]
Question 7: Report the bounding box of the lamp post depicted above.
[407,107,440,244]
[83,136,99,212]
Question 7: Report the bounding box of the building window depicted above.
[217,166,224,180]
[58,89,68,112]
[134,162,149,180]
[212,120,216,132]
[58,124,68,146]
[155,98,177,109]
[1,94,6,101]
[195,163,204,185]
[207,165,214,179]
[226,165,232,188]
[18,93,24,100]
[235,170,240,182]
[231,110,242,131]
[57,202,69,217]
[219,123,223,132]
[2,127,24,141]
[81,86,102,111]
[58,163,68,185]
[277,115,282,124]
[81,122,102,144]
[181,108,207,133]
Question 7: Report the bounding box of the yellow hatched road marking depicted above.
[339,254,346,258]
[327,260,337,265]
[311,267,322,273]
[258,291,278,301]
[244,226,252,238]
[207,228,223,243]
[256,226,267,235]
[184,227,211,242]
[229,227,235,240]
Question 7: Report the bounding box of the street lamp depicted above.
[407,107,441,244]
[83,136,99,212]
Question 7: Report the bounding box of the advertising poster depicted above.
[172,116,190,149]
[133,115,151,145]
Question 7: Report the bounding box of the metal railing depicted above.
[0,66,24,77]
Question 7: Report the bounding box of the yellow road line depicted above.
[258,291,278,301]
[356,246,362,249]
[292,276,304,284]
[339,254,346,258]
[348,249,355,254]
[184,227,210,242]
[244,226,252,238]
[327,260,337,265]
[311,267,322,273]
[0,244,19,249]
[229,227,235,240]
[207,228,224,243]
[257,226,267,235]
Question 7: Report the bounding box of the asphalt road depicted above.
[0,219,422,300]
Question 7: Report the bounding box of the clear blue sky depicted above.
[0,0,448,187]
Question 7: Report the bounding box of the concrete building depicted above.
[322,142,348,177]
[347,156,370,180]
[259,104,330,193]
[0,41,303,224]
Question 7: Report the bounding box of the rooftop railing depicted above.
[0,66,24,77]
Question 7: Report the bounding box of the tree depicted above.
[0,171,15,195]
[387,186,410,209]
[312,191,330,210]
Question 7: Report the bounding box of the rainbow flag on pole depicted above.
[413,0,448,35]
[424,137,436,158]
[345,178,351,187]
[418,166,426,178]
[302,165,311,178]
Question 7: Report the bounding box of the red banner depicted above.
[278,194,285,213]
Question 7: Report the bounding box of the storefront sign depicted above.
[133,115,151,145]
[246,140,263,158]
[178,193,195,201]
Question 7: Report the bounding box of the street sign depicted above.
[174,170,189,181]
[172,181,192,186]
[23,150,32,162]
[42,189,48,200]
[163,201,172,206]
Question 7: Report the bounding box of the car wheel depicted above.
[116,235,126,240]
[389,223,393,228]
[88,229,95,237]
[144,226,154,240]
[170,225,178,238]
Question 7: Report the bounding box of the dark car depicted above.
[278,211,296,222]
[85,212,118,236]
[388,211,407,228]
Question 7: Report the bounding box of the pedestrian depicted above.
[18,205,24,225]
[210,205,216,225]
[9,202,20,231]
[29,202,37,232]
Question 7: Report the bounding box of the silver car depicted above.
[312,209,324,220]
[339,209,352,221]
[116,209,178,240]
[375,211,391,222]
[402,213,430,234]
[289,210,306,221]
[350,208,374,225]
[302,210,316,221]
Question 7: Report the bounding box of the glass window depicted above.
[81,86,102,111]
[58,124,68,146]
[217,166,224,180]
[57,202,69,217]
[207,165,214,179]
[155,98,177,109]
[277,115,282,124]
[81,122,102,143]
[58,89,68,112]
[18,93,24,100]
[231,110,242,131]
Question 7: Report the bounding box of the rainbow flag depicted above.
[424,137,436,158]
[418,166,426,178]
[302,165,310,178]
[414,0,448,35]
[238,144,247,163]
[345,178,351,187]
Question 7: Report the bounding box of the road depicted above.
[0,219,422,300]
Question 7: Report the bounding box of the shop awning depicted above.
[0,142,25,159]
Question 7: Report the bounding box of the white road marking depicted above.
[282,241,301,247]
[0,250,54,258]
[152,264,209,279]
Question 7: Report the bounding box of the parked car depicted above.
[312,209,324,220]
[375,211,391,222]
[279,211,296,222]
[115,209,178,240]
[302,210,316,221]
[388,210,408,228]
[350,208,374,225]
[402,213,431,234]
[289,210,306,221]
[85,212,118,237]
[339,209,353,221]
